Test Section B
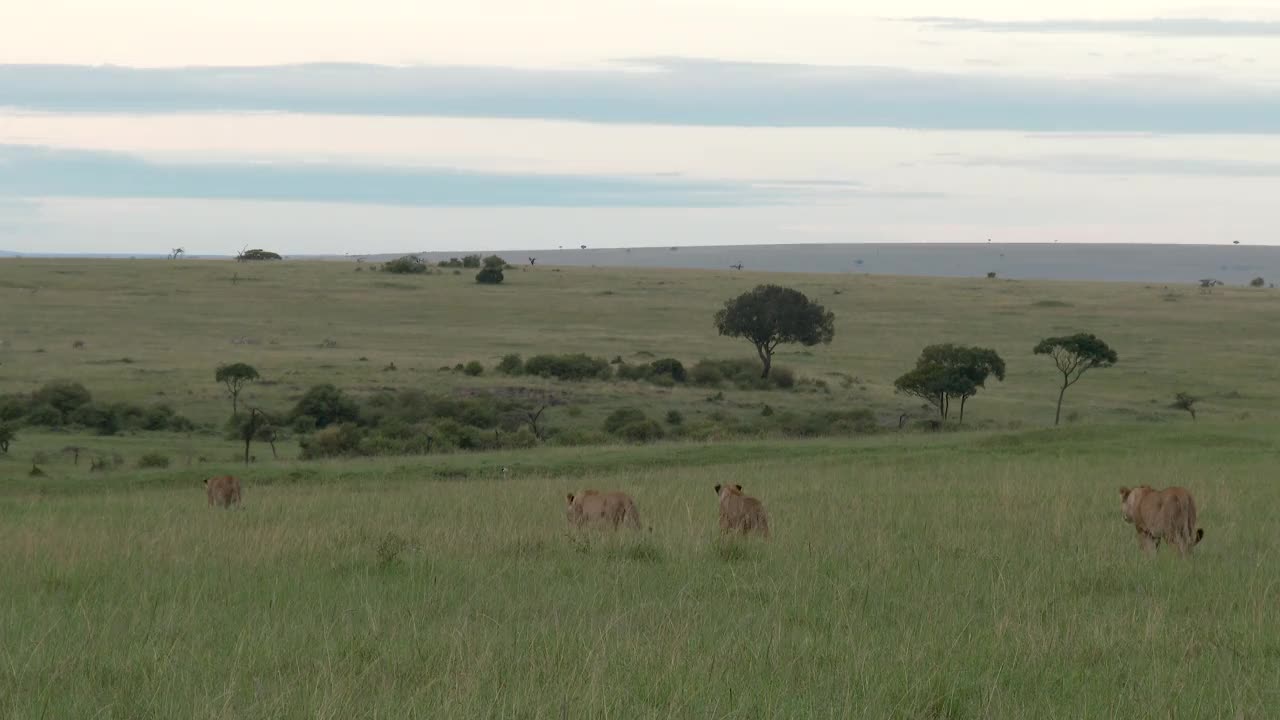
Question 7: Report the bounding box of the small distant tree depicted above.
[713,284,835,378]
[1171,392,1199,421]
[476,266,505,284]
[893,344,1006,424]
[1033,333,1118,426]
[1250,277,1265,288]
[169,247,185,260]
[215,363,260,417]
[462,254,482,268]
[482,255,507,269]
[0,423,14,453]
[236,248,283,261]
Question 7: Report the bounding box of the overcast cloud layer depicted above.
[3,59,1279,133]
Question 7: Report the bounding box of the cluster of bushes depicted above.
[0,381,195,436]
[493,353,795,390]
[291,385,543,459]
[689,359,795,390]
[381,255,432,274]
[438,255,483,269]
[603,408,665,443]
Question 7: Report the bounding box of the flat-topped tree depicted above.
[713,284,834,379]
[215,363,260,417]
[894,344,1006,424]
[1033,333,1118,426]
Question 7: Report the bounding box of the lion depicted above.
[205,475,242,509]
[715,483,770,538]
[565,490,642,530]
[1119,485,1204,556]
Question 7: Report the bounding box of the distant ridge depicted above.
[4,243,1277,284]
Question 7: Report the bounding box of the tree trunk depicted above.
[1054,383,1068,426]
[243,436,252,465]
[959,395,967,425]
[758,348,772,379]
[1189,409,1196,421]
[231,390,239,418]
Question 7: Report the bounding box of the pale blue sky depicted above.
[1,0,1278,254]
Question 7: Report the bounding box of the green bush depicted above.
[496,354,524,375]
[462,254,482,268]
[615,363,653,381]
[690,359,794,390]
[604,407,648,434]
[299,424,365,459]
[525,353,612,381]
[617,419,665,443]
[382,255,430,274]
[0,394,27,422]
[136,452,171,469]
[70,402,120,436]
[476,267,504,284]
[464,360,484,377]
[24,403,62,426]
[665,410,684,426]
[649,358,687,382]
[32,380,92,419]
[291,384,359,428]
[775,409,878,437]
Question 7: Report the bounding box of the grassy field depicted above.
[2,258,1279,717]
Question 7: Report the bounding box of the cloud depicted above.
[949,154,1280,177]
[1,59,1278,133]
[0,144,918,207]
[906,17,1280,37]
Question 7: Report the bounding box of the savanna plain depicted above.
[1,258,1279,719]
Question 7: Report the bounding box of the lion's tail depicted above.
[1195,528,1204,545]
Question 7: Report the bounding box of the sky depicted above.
[1,0,1279,255]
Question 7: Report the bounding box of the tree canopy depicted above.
[1033,333,1118,425]
[893,344,1006,423]
[713,284,835,378]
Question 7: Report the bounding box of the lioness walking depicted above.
[565,490,642,530]
[205,475,242,509]
[1119,485,1204,557]
[715,483,770,538]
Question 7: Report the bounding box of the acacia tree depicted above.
[1033,333,1118,426]
[893,344,1006,424]
[1171,392,1199,421]
[713,285,835,378]
[215,363,260,417]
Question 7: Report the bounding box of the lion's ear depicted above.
[714,484,722,494]
[1119,487,1129,498]
[735,484,743,491]
[566,493,574,503]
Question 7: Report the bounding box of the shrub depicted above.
[438,257,463,268]
[137,452,171,469]
[291,384,359,429]
[292,415,318,434]
[0,423,13,453]
[525,353,612,381]
[615,362,653,381]
[665,410,684,426]
[464,360,485,377]
[70,402,120,435]
[775,409,877,437]
[603,408,648,435]
[476,267,505,284]
[237,248,282,261]
[482,254,508,269]
[383,255,430,274]
[1250,277,1266,288]
[0,394,28,422]
[616,419,665,443]
[649,358,687,382]
[142,403,195,432]
[770,366,796,389]
[496,354,524,375]
[24,404,63,427]
[462,254,482,268]
[32,381,92,419]
[299,423,365,459]
[691,359,794,390]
